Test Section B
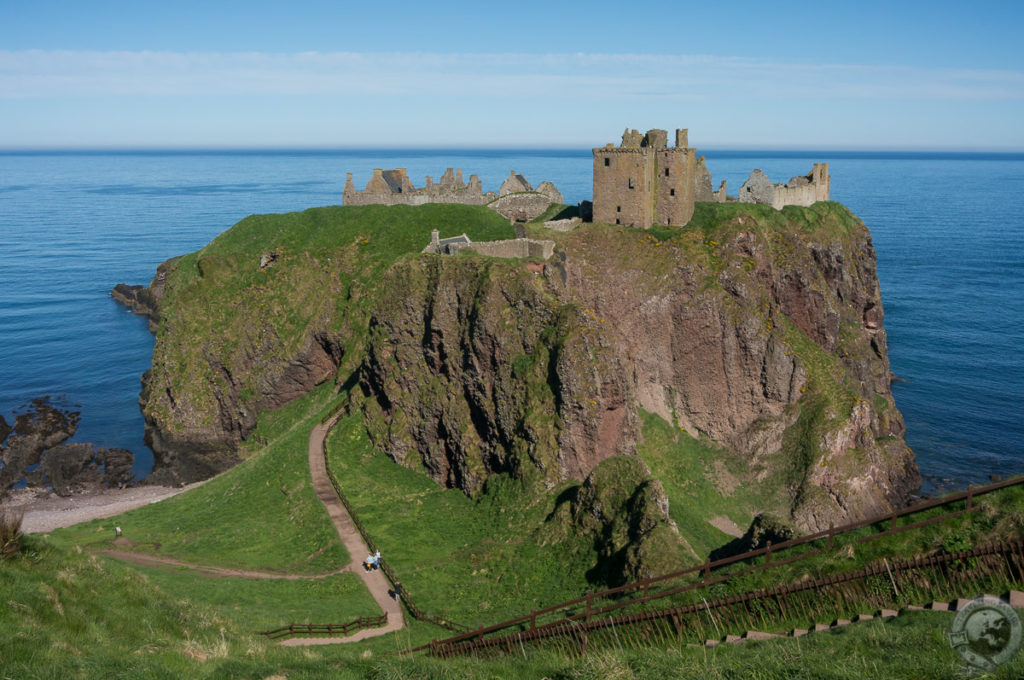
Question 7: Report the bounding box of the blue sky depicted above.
[2,0,1022,149]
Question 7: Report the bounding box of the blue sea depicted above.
[1,149,1022,491]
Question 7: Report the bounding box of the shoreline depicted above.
[3,482,206,534]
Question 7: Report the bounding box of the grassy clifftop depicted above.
[142,204,515,481]
[139,200,916,584]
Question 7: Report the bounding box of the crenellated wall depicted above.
[343,167,497,207]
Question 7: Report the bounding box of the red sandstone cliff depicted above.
[358,203,919,532]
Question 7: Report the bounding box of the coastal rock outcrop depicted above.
[357,204,918,529]
[0,398,81,493]
[0,399,134,496]
[140,330,343,486]
[126,201,918,534]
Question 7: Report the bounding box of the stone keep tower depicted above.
[593,128,697,228]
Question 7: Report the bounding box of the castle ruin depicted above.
[592,128,699,229]
[593,127,831,228]
[343,168,563,222]
[737,164,831,211]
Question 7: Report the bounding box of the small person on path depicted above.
[391,582,402,601]
[373,549,381,570]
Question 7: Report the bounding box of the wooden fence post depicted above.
[828,525,834,549]
[765,540,772,564]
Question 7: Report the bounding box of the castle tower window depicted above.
[670,188,675,196]
[616,206,621,212]
[616,218,620,225]
[604,158,610,167]
[665,168,670,177]
[628,178,635,189]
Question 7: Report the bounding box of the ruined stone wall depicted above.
[499,171,533,195]
[544,217,581,232]
[344,167,563,217]
[436,238,555,260]
[488,192,554,222]
[343,168,497,207]
[739,163,830,210]
[739,169,775,205]
[771,183,818,210]
[694,156,714,202]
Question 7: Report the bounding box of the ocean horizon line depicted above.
[3,146,1024,161]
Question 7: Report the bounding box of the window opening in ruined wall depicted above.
[604,158,610,166]
[628,177,635,189]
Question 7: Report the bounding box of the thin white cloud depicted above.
[0,50,1021,102]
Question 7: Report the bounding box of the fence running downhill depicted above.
[320,408,468,634]
[426,540,1024,658]
[410,474,1024,658]
[258,613,388,641]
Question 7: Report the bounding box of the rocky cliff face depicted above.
[120,245,348,485]
[128,202,918,534]
[0,399,134,496]
[358,256,638,495]
[357,203,918,531]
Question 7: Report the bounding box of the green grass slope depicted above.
[325,412,598,628]
[50,383,347,574]
[145,204,516,450]
[637,410,785,558]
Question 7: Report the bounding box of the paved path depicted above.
[279,415,405,646]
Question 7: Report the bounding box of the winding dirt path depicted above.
[96,547,351,580]
[277,414,405,645]
[95,412,405,645]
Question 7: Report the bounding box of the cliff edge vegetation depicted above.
[124,200,919,585]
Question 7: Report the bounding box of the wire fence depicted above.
[409,474,1024,656]
[423,540,1024,658]
[320,408,468,634]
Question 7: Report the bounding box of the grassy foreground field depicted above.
[4,387,1024,677]
[5,535,1020,680]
